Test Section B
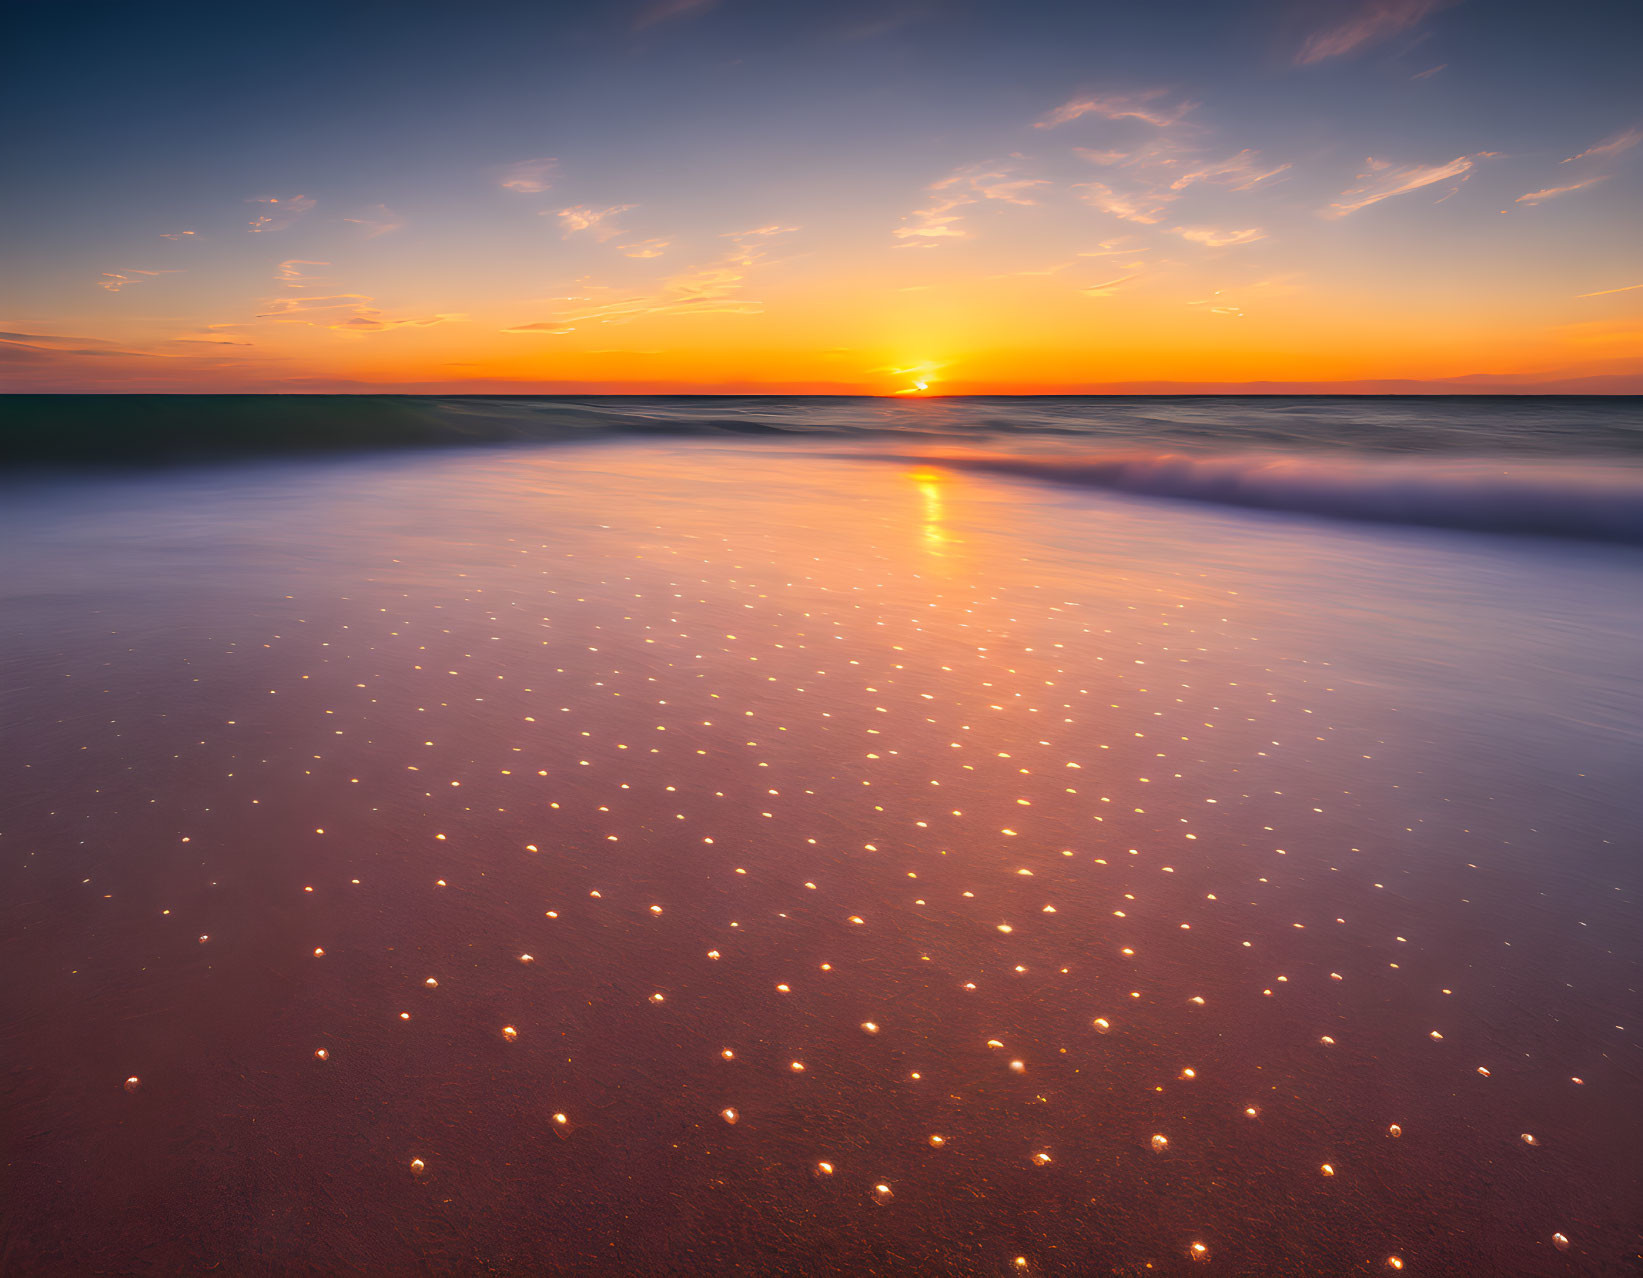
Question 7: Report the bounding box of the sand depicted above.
[1,442,1638,1275]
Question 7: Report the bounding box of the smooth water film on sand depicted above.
[2,416,1639,1274]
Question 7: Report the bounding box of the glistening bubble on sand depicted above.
[0,441,1638,1275]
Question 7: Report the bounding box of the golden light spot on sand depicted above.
[409,1158,426,1175]
[1320,1163,1335,1176]
[1388,1124,1402,1138]
[1093,1017,1111,1033]
[871,1183,894,1204]
[789,1061,805,1072]
[314,1048,328,1061]
[519,953,533,963]
[399,1012,411,1020]
[1009,1059,1025,1073]
[1151,1134,1169,1152]
[862,1021,880,1034]
[1552,1233,1570,1251]
[124,1076,141,1092]
[1521,1133,1538,1145]
[1245,1107,1259,1118]
[929,1134,945,1147]
[1386,1258,1404,1271]
[1190,1242,1209,1262]
[815,1161,834,1176]
[648,993,665,1004]
[1031,1151,1052,1165]
[720,1107,738,1124]
[501,1026,518,1041]
[313,947,325,957]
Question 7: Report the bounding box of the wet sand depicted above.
[1,443,1639,1275]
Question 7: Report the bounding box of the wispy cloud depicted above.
[556,204,637,241]
[1070,139,1288,230]
[258,287,462,333]
[1188,293,1246,317]
[1073,181,1171,225]
[895,162,1047,242]
[499,158,557,194]
[1083,274,1139,295]
[1077,237,1141,258]
[1,329,157,357]
[1036,90,1195,130]
[159,230,198,241]
[275,259,330,286]
[259,293,372,317]
[618,238,671,258]
[1577,282,1643,299]
[633,0,717,30]
[1168,150,1291,192]
[1296,0,1451,65]
[98,268,176,293]
[837,3,934,41]
[1561,127,1642,164]
[330,311,464,333]
[246,194,316,233]
[1171,225,1267,247]
[344,204,405,237]
[1516,176,1609,205]
[1324,154,1485,217]
[504,226,798,331]
[1412,63,1446,79]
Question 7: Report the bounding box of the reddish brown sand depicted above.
[1,444,1639,1274]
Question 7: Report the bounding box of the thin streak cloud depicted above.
[1323,154,1485,217]
[1516,176,1609,205]
[1036,90,1195,130]
[343,204,405,237]
[1296,0,1451,65]
[98,269,176,293]
[1577,282,1643,298]
[499,158,557,194]
[1560,127,1641,164]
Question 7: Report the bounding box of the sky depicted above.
[3,0,1641,394]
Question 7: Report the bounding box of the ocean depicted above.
[1,395,1639,1274]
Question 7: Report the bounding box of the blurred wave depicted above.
[879,449,1643,544]
[4,393,1640,542]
